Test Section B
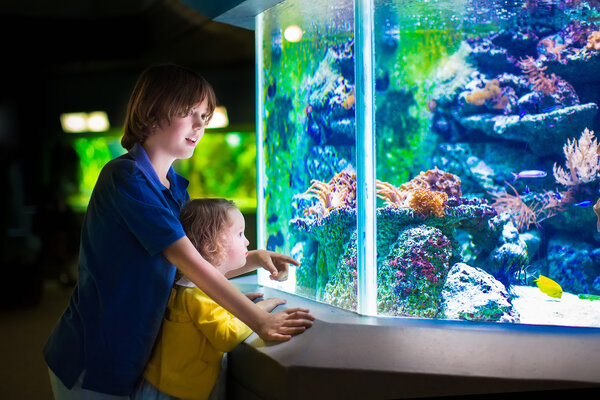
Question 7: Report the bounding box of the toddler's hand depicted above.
[245,292,264,302]
[256,297,287,313]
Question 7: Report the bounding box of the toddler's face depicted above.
[218,208,250,274]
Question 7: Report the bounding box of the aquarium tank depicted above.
[68,130,257,213]
[256,0,600,328]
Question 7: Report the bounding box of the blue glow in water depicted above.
[258,0,600,328]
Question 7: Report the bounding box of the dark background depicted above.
[0,0,257,289]
[0,3,257,397]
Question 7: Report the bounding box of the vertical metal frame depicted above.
[355,0,377,315]
[256,12,267,254]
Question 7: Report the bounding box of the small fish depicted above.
[523,185,530,194]
[519,110,527,119]
[535,275,563,299]
[342,89,355,109]
[511,170,547,181]
[542,105,562,113]
[573,200,593,207]
[552,191,562,200]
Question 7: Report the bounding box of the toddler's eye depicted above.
[177,109,191,118]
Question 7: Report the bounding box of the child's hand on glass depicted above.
[245,292,264,301]
[255,297,287,313]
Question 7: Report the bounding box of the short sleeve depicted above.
[108,160,186,256]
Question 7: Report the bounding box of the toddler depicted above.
[135,198,286,400]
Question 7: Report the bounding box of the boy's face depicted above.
[218,208,250,275]
[149,99,210,161]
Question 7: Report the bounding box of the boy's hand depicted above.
[257,307,315,342]
[256,297,287,313]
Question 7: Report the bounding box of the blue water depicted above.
[258,0,600,327]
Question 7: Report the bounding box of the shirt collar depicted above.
[129,143,189,194]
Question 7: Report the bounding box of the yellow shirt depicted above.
[143,285,252,400]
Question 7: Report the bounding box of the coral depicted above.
[465,79,501,106]
[376,180,407,207]
[292,208,356,299]
[409,189,448,218]
[303,170,356,218]
[585,30,600,52]
[376,167,460,216]
[490,182,572,231]
[518,56,558,96]
[462,77,510,112]
[323,232,358,310]
[553,127,600,186]
[378,225,453,317]
[539,37,567,61]
[400,167,462,198]
[547,237,595,294]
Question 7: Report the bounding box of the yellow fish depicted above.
[535,275,563,299]
[342,89,355,110]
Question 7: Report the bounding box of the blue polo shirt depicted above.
[44,143,189,395]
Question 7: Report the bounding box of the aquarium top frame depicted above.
[211,0,287,30]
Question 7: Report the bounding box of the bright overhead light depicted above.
[60,111,110,133]
[225,133,241,147]
[60,113,87,133]
[206,106,229,129]
[283,25,303,42]
[86,111,110,132]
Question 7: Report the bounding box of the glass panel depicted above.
[257,0,359,308]
[373,0,600,328]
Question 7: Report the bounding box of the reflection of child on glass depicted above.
[44,64,314,399]
[135,198,286,400]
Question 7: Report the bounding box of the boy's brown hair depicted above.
[122,64,217,150]
[179,198,238,267]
